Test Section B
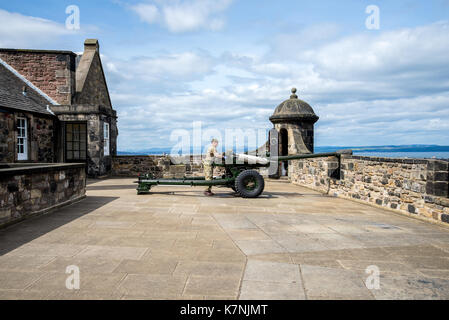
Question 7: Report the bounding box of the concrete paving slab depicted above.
[243,260,301,284]
[235,239,287,255]
[1,178,449,300]
[113,258,178,275]
[371,273,449,299]
[239,280,305,300]
[174,260,244,278]
[75,245,148,260]
[300,264,374,299]
[118,274,187,297]
[183,275,241,296]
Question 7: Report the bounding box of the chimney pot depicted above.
[84,39,99,52]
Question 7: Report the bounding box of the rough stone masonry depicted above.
[290,155,449,225]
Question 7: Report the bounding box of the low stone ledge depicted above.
[290,155,449,226]
[112,155,205,177]
[0,163,86,227]
[0,163,85,176]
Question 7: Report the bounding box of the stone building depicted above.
[0,39,118,177]
[269,88,319,176]
[0,63,57,163]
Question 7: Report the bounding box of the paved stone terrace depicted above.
[1,178,449,300]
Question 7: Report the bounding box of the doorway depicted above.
[65,122,87,163]
[279,128,288,176]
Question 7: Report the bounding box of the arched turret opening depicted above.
[279,128,288,176]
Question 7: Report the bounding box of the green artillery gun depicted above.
[136,149,352,198]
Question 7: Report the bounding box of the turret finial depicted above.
[290,88,298,99]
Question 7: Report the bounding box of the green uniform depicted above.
[203,145,219,192]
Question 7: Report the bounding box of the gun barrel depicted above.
[275,149,352,162]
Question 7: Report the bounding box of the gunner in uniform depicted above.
[203,138,223,196]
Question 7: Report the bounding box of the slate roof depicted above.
[269,88,319,124]
[0,63,55,116]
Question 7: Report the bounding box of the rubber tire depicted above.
[234,170,265,198]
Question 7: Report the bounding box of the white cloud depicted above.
[131,3,160,24]
[104,51,216,87]
[130,0,233,32]
[309,21,449,81]
[0,9,74,48]
[100,21,449,150]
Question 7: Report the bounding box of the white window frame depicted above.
[17,117,28,161]
[103,122,110,156]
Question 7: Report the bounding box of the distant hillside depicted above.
[315,145,449,153]
[119,144,449,155]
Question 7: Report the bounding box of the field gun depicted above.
[136,149,352,198]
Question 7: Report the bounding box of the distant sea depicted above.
[118,145,449,160]
[353,152,449,159]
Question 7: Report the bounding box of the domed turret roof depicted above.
[269,88,319,124]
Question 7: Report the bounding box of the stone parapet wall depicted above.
[112,155,206,178]
[0,163,86,227]
[290,155,449,225]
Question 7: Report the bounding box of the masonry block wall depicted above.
[290,155,449,225]
[0,50,76,105]
[112,155,208,178]
[0,164,86,227]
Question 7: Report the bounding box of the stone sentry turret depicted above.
[269,88,319,175]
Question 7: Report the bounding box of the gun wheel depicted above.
[235,170,265,198]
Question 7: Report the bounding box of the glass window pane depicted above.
[67,142,72,150]
[74,151,79,159]
[67,124,72,133]
[80,151,86,159]
[67,151,73,159]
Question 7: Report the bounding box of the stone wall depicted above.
[0,163,86,227]
[0,110,56,163]
[290,155,449,225]
[0,50,76,105]
[112,155,207,178]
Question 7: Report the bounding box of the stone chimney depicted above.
[84,39,99,52]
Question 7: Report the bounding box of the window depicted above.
[17,117,28,160]
[104,122,110,156]
[66,123,87,160]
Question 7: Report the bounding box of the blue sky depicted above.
[1,0,449,151]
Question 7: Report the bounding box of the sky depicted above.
[0,0,449,151]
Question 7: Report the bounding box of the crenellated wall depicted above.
[290,155,449,225]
